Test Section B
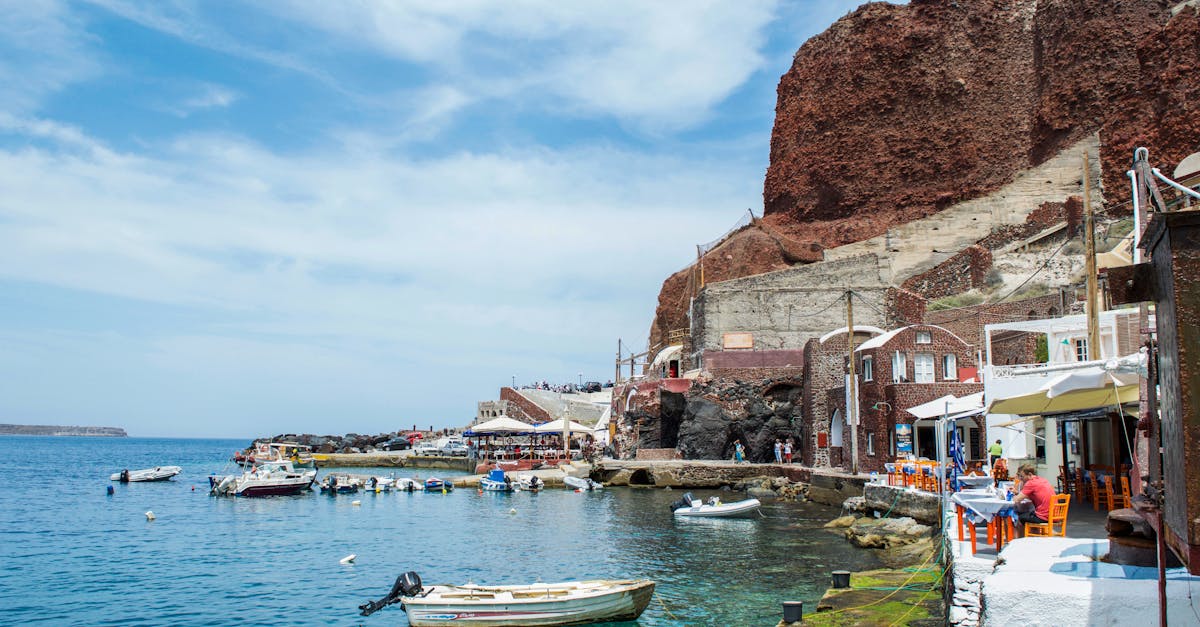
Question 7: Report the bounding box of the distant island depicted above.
[0,424,127,437]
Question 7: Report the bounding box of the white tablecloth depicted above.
[958,475,995,488]
[952,493,1014,524]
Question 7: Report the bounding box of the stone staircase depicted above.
[823,134,1102,282]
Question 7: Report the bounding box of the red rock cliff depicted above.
[648,0,1200,350]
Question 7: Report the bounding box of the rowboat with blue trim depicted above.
[359,572,654,625]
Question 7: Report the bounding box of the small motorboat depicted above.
[424,477,454,492]
[359,571,655,626]
[318,474,360,494]
[110,466,182,482]
[670,492,761,518]
[563,476,602,491]
[516,474,544,492]
[209,461,316,497]
[394,478,420,492]
[480,468,514,492]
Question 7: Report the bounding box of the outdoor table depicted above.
[952,492,1015,554]
[958,475,995,489]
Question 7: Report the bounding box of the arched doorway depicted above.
[831,409,844,447]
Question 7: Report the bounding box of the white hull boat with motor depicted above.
[359,571,655,626]
[670,492,761,518]
[563,476,602,491]
[209,460,316,497]
[111,466,182,482]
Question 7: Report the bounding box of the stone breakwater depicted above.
[250,431,442,454]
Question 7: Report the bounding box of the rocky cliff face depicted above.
[649,0,1200,349]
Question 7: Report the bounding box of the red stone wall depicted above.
[499,388,552,423]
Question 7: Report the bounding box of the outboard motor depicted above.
[359,571,422,617]
[119,469,130,483]
[670,492,695,512]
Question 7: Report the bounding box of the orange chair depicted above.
[1076,469,1092,504]
[1115,475,1133,509]
[1026,494,1072,537]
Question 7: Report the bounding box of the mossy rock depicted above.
[806,568,944,626]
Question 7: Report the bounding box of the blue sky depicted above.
[0,1,869,438]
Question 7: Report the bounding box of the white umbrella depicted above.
[534,418,591,434]
[470,416,534,434]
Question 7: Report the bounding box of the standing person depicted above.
[734,440,745,463]
[774,438,783,463]
[1012,463,1054,537]
[989,439,1004,466]
[784,438,794,464]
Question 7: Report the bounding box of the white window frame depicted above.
[943,354,958,380]
[916,330,932,344]
[862,356,873,382]
[1074,338,1089,361]
[914,352,935,383]
[867,433,876,456]
[892,351,907,383]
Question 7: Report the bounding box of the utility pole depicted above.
[1083,153,1101,358]
[697,245,705,289]
[846,290,859,475]
[615,339,622,385]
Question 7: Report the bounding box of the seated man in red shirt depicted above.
[1012,463,1055,536]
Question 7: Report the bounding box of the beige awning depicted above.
[988,384,1139,416]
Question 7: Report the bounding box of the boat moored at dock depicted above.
[359,571,655,626]
[209,460,316,497]
[670,493,761,518]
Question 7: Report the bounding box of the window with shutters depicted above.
[914,353,935,383]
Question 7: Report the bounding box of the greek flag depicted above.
[949,426,965,491]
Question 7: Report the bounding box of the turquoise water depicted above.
[0,436,881,625]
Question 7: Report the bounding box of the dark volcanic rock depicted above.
[669,378,803,461]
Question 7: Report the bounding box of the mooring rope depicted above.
[656,594,679,620]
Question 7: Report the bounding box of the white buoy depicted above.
[508,507,517,515]
[352,500,361,506]
[340,554,356,565]
[145,511,156,521]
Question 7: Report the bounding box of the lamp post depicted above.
[511,375,516,389]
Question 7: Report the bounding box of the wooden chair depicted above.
[1026,494,1072,537]
[1115,475,1133,509]
[1090,474,1111,511]
[1076,469,1092,504]
[1058,465,1075,496]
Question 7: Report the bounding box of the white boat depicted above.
[110,466,182,482]
[670,493,761,518]
[394,478,421,492]
[516,474,544,492]
[209,460,316,497]
[359,571,654,626]
[563,476,602,491]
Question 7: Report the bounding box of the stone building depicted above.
[808,324,985,473]
[801,325,885,468]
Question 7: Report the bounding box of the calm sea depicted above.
[0,436,881,626]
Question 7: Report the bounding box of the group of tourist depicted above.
[729,437,796,464]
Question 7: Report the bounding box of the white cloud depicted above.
[84,0,780,132]
[0,119,756,341]
[0,1,101,113]
[174,83,239,116]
